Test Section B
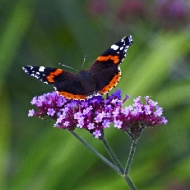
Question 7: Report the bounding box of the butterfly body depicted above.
[23,35,133,100]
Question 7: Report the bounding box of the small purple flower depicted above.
[31,97,37,105]
[94,112,105,123]
[121,107,131,116]
[54,123,59,127]
[56,113,66,124]
[82,108,88,115]
[56,99,65,107]
[149,99,158,107]
[93,129,102,138]
[123,94,131,103]
[28,109,35,117]
[39,95,47,103]
[114,120,123,129]
[161,116,168,125]
[87,123,95,130]
[57,112,61,117]
[154,106,163,117]
[47,108,55,116]
[144,96,150,103]
[133,96,141,105]
[102,119,110,128]
[113,108,120,117]
[144,105,151,115]
[74,112,82,120]
[134,104,143,114]
[64,121,70,127]
[35,101,43,107]
[112,89,122,99]
[77,117,85,128]
[131,109,138,116]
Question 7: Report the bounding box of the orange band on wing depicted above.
[46,69,63,83]
[97,55,120,64]
[99,72,121,94]
[57,91,87,100]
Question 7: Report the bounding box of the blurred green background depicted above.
[0,0,190,189]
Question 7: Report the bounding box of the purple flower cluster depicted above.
[28,89,167,138]
[88,0,189,30]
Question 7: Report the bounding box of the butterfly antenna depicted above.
[59,63,78,72]
[82,55,87,69]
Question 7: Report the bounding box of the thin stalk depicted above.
[68,130,121,174]
[101,136,125,174]
[123,175,137,190]
[125,139,138,174]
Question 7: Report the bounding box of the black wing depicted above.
[22,66,87,99]
[88,35,133,94]
[22,66,65,84]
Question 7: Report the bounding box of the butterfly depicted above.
[22,35,133,100]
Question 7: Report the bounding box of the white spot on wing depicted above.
[111,44,119,50]
[39,66,45,72]
[128,35,133,43]
[22,67,28,72]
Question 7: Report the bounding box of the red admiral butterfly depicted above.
[23,35,133,100]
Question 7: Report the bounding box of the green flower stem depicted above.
[69,130,137,189]
[123,175,137,190]
[125,139,138,174]
[101,136,137,189]
[68,130,121,174]
[101,136,125,174]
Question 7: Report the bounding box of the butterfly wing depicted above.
[22,66,87,99]
[22,66,64,84]
[88,35,133,95]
